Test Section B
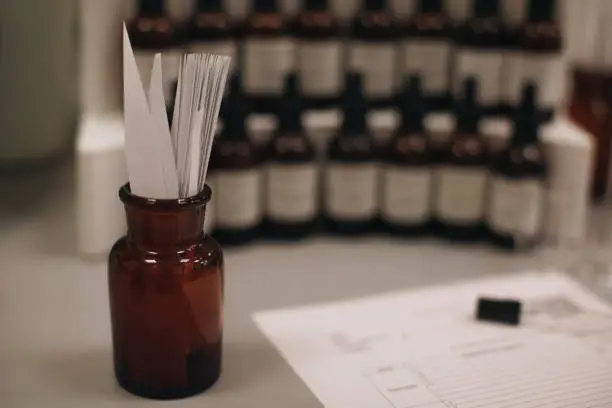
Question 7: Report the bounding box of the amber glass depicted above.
[569,67,608,201]
[401,0,453,110]
[108,184,224,400]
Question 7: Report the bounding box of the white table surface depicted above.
[0,162,606,408]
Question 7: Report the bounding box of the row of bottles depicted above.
[128,0,565,118]
[206,72,548,251]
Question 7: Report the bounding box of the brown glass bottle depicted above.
[382,76,432,236]
[189,0,237,72]
[294,0,343,109]
[400,0,453,111]
[488,83,547,250]
[325,73,379,235]
[434,77,489,241]
[518,0,563,122]
[349,0,397,108]
[241,0,294,113]
[108,184,224,400]
[211,73,263,245]
[264,74,318,239]
[454,0,505,115]
[127,0,185,120]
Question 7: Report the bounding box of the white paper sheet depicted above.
[254,272,612,408]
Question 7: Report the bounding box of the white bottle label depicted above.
[434,167,488,224]
[191,40,238,72]
[349,42,397,99]
[325,163,379,220]
[455,49,503,105]
[244,38,295,95]
[297,40,343,97]
[382,166,432,224]
[215,169,263,229]
[488,176,545,237]
[500,50,524,104]
[204,175,217,234]
[520,53,566,110]
[401,40,452,94]
[266,163,318,222]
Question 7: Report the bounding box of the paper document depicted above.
[254,272,612,408]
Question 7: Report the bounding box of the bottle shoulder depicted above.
[127,16,185,49]
[211,137,260,169]
[446,134,489,166]
[189,13,235,40]
[351,12,397,40]
[265,132,316,163]
[328,133,379,162]
[384,132,431,165]
[490,144,547,178]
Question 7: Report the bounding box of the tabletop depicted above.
[0,163,604,408]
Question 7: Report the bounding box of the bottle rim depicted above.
[119,183,212,209]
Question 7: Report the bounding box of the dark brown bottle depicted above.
[399,0,453,110]
[454,0,505,115]
[294,0,343,109]
[382,76,433,236]
[487,83,547,250]
[108,184,224,400]
[325,73,379,235]
[241,0,295,113]
[189,0,237,72]
[434,77,489,241]
[348,0,397,108]
[264,74,318,239]
[127,0,185,118]
[518,0,563,122]
[210,73,263,245]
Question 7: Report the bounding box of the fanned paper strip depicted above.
[122,23,231,199]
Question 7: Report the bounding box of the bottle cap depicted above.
[399,76,425,133]
[139,0,165,16]
[253,0,278,13]
[527,0,557,22]
[419,0,443,14]
[512,82,540,145]
[222,72,248,139]
[278,73,303,133]
[197,0,223,13]
[342,72,368,135]
[364,0,388,12]
[473,0,500,18]
[455,77,481,134]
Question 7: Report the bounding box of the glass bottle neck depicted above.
[253,0,278,13]
[197,0,223,13]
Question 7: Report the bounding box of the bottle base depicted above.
[438,222,485,242]
[383,220,430,237]
[114,344,222,400]
[325,217,376,236]
[263,219,316,241]
[488,230,539,252]
[213,226,260,246]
